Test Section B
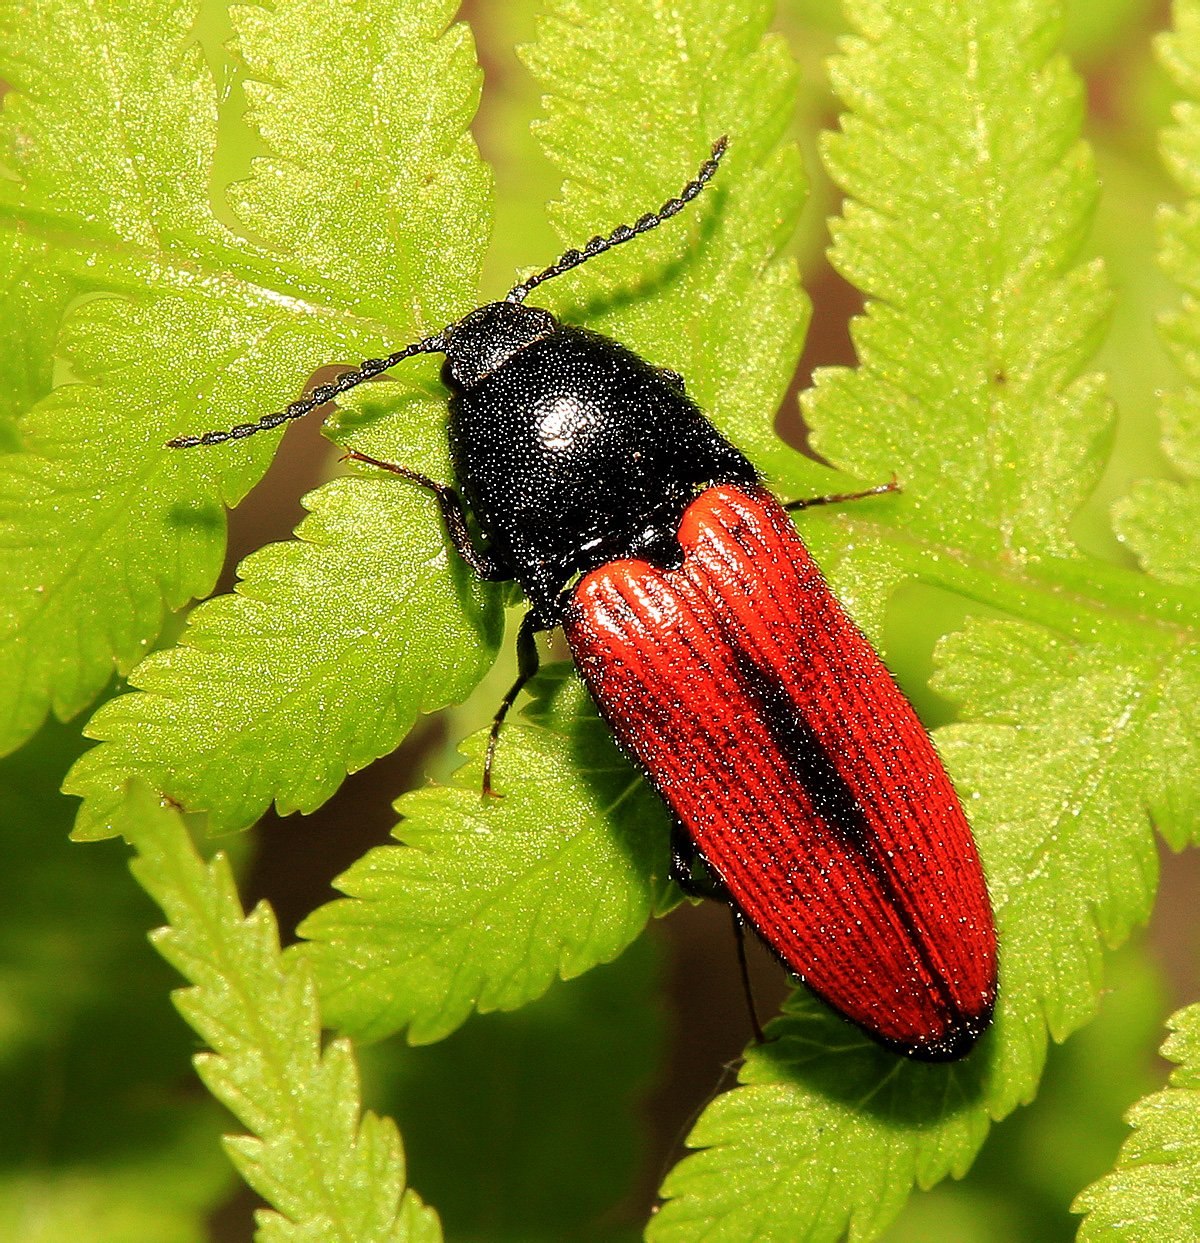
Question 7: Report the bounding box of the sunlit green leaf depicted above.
[0,0,489,755]
[125,785,441,1242]
[521,0,809,470]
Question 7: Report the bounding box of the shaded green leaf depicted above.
[301,667,670,1044]
[656,992,992,1243]
[0,721,231,1243]
[372,937,662,1241]
[1074,1002,1200,1241]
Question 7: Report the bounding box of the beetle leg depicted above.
[671,823,767,1043]
[784,475,900,512]
[344,449,509,580]
[730,908,767,1044]
[482,611,542,798]
[669,821,728,900]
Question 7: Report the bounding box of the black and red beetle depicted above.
[171,140,997,1060]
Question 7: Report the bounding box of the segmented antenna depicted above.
[166,331,446,448]
[504,136,728,304]
[168,138,729,449]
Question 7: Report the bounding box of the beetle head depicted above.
[441,302,557,389]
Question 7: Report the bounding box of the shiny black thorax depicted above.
[442,302,756,623]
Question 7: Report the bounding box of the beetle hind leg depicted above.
[670,821,766,1043]
[669,820,728,901]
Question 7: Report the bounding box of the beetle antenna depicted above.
[166,330,447,448]
[505,136,728,305]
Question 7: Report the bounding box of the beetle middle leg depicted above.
[482,611,542,798]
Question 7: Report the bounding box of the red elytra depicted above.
[564,483,997,1059]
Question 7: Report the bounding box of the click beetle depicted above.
[171,139,997,1060]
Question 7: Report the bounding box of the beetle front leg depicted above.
[344,448,509,580]
[482,611,543,798]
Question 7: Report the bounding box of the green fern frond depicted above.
[126,785,440,1242]
[652,1,1199,1238]
[1074,1003,1200,1240]
[0,0,489,757]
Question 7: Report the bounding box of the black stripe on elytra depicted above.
[600,569,985,1055]
[724,640,966,1029]
[729,647,875,853]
